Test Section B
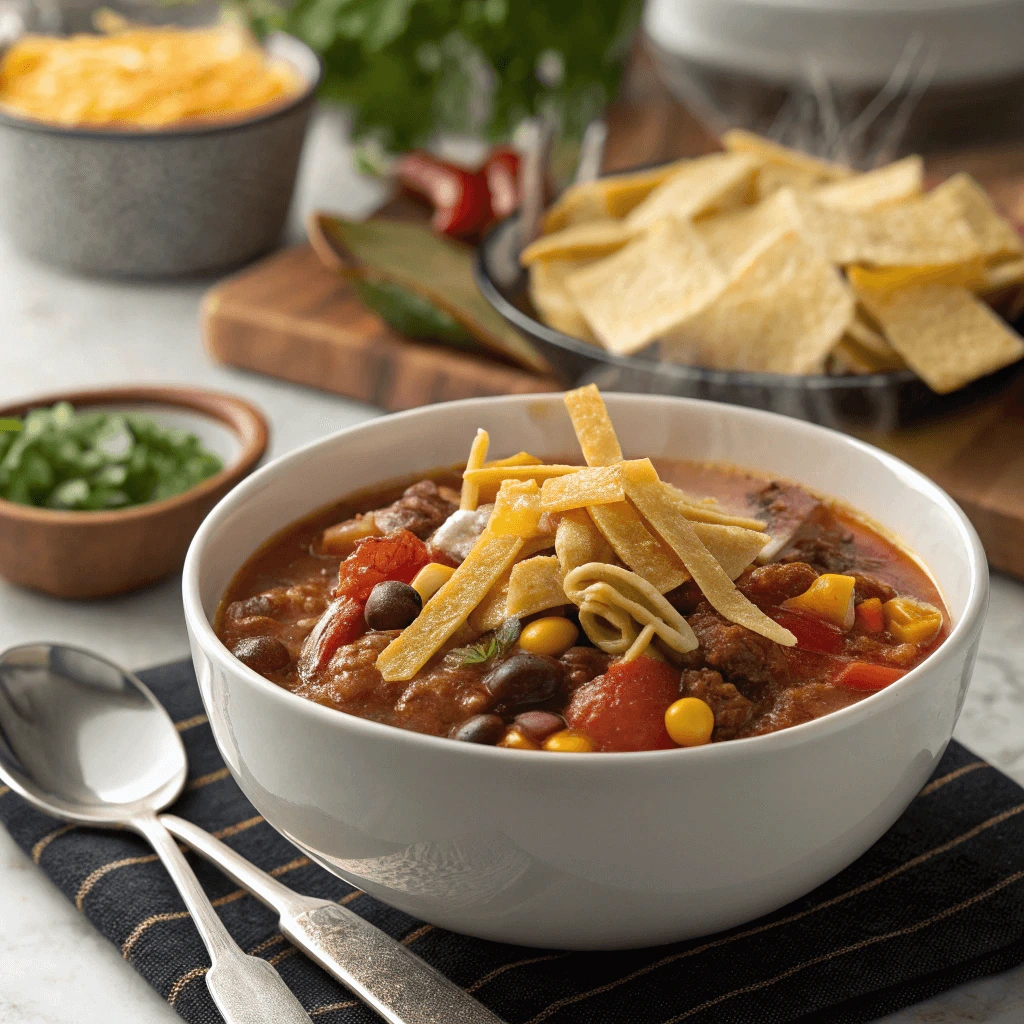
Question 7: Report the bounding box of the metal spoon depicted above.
[0,644,504,1024]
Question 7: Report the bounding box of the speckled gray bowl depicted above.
[0,32,321,278]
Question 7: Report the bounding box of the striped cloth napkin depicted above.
[3,659,1024,1024]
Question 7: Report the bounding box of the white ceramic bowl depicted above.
[183,394,988,950]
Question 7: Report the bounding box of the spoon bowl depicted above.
[0,643,186,822]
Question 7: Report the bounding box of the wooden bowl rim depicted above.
[0,385,269,525]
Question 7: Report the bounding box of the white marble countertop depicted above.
[3,110,1024,1024]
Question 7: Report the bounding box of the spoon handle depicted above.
[133,815,313,1024]
[161,814,505,1024]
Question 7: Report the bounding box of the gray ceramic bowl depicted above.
[0,32,321,278]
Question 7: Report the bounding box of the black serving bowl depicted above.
[475,210,1024,432]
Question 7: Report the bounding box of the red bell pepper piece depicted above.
[854,598,885,633]
[771,609,845,655]
[298,596,364,682]
[395,150,493,240]
[836,661,908,691]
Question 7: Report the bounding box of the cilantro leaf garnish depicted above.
[447,617,521,668]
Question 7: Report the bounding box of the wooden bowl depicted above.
[0,386,268,599]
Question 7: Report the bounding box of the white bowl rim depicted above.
[183,392,988,766]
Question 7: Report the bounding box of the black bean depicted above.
[365,581,422,631]
[450,714,506,745]
[484,653,566,712]
[232,636,290,674]
[514,710,565,742]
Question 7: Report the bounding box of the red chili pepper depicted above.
[854,598,885,633]
[836,661,907,691]
[771,609,845,655]
[395,150,493,240]
[484,146,520,220]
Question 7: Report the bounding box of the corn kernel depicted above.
[320,514,379,556]
[543,729,596,753]
[781,573,856,629]
[664,697,715,747]
[411,562,456,604]
[518,616,579,658]
[498,728,540,750]
[883,596,942,645]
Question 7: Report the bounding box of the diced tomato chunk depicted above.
[298,597,364,682]
[564,657,680,752]
[336,529,431,603]
[771,609,845,654]
[835,661,907,691]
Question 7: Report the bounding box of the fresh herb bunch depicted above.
[275,0,640,152]
[0,402,223,511]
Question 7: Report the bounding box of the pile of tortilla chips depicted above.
[521,130,1024,394]
[375,385,794,684]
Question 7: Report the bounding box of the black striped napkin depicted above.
[3,659,1024,1024]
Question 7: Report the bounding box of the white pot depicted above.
[644,0,1024,87]
[183,394,988,950]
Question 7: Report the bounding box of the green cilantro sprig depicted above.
[447,617,521,667]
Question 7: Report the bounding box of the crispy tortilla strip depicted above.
[543,164,683,233]
[625,152,759,232]
[540,465,624,512]
[696,189,800,274]
[812,156,923,212]
[661,483,766,530]
[692,522,770,579]
[528,260,597,341]
[567,218,727,356]
[850,272,1024,393]
[930,174,1024,261]
[623,468,796,646]
[662,230,854,374]
[794,188,979,268]
[520,220,633,266]
[488,479,542,537]
[555,508,615,576]
[377,534,523,681]
[588,502,687,593]
[484,452,543,469]
[563,562,698,656]
[459,428,489,511]
[469,535,557,632]
[722,129,851,181]
[564,383,623,466]
[463,463,580,503]
[506,555,567,619]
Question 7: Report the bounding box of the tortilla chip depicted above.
[755,163,829,200]
[850,272,1024,393]
[543,164,682,233]
[847,314,896,358]
[794,188,980,267]
[930,174,1023,261]
[831,337,906,375]
[662,231,854,374]
[488,479,542,537]
[567,218,727,356]
[625,152,759,232]
[849,259,987,293]
[505,555,567,618]
[459,428,489,511]
[470,535,558,632]
[540,465,624,512]
[696,189,801,274]
[376,534,523,681]
[812,156,923,212]
[623,469,796,646]
[563,383,623,466]
[527,259,598,342]
[982,258,1024,293]
[692,522,771,578]
[722,129,852,181]
[520,219,634,266]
